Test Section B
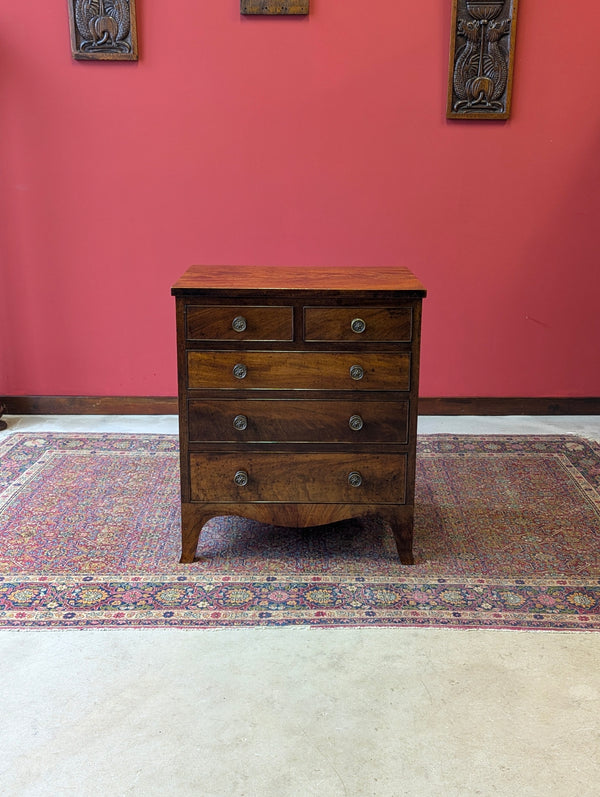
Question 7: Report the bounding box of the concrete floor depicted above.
[1,416,599,797]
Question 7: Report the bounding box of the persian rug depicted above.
[0,433,599,631]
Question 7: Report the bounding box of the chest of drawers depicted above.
[172,265,426,564]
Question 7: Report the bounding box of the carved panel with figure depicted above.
[447,0,518,120]
[68,0,138,61]
[241,1,309,14]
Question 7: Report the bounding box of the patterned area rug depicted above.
[0,433,599,630]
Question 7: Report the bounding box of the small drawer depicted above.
[188,399,409,444]
[190,452,407,504]
[304,307,412,342]
[187,351,411,391]
[186,305,293,341]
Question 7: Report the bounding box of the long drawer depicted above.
[187,351,411,391]
[189,452,407,504]
[188,398,409,443]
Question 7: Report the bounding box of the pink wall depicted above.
[2,2,599,398]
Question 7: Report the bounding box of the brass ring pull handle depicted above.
[349,414,364,431]
[348,471,363,488]
[351,318,366,334]
[350,365,364,381]
[233,414,248,431]
[232,316,247,333]
[234,470,249,486]
[233,363,247,379]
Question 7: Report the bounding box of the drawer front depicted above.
[186,305,293,341]
[304,306,412,342]
[187,351,411,391]
[190,452,407,504]
[188,399,409,444]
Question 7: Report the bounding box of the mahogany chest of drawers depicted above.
[172,265,426,564]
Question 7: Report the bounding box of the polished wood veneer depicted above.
[304,306,413,342]
[186,305,293,341]
[187,351,411,391]
[172,265,426,564]
[187,398,409,444]
[189,452,407,504]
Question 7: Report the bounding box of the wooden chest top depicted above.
[171,265,427,296]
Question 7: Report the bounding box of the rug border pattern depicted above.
[0,574,598,630]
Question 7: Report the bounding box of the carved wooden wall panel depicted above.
[68,0,138,61]
[447,0,518,120]
[241,1,309,14]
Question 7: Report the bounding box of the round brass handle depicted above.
[233,363,247,379]
[233,414,248,431]
[350,365,364,381]
[234,470,249,486]
[349,414,364,431]
[351,318,366,334]
[232,316,247,333]
[348,471,363,488]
